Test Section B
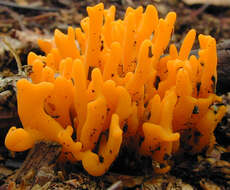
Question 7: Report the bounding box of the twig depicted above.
[1,37,23,75]
[0,1,59,12]
[24,12,58,22]
[190,4,210,17]
[107,181,123,190]
[183,0,230,6]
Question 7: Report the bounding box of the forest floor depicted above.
[0,0,230,189]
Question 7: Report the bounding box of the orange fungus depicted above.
[5,3,226,176]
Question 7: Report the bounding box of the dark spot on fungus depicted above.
[51,115,60,119]
[154,76,161,90]
[102,16,105,25]
[194,131,202,144]
[147,112,151,120]
[150,146,161,153]
[131,58,137,64]
[100,40,104,51]
[192,105,199,114]
[160,163,166,168]
[48,103,56,111]
[88,66,95,80]
[175,66,183,72]
[211,75,216,91]
[139,137,144,146]
[150,149,155,154]
[196,82,201,96]
[187,134,192,140]
[71,78,74,85]
[183,144,193,151]
[163,154,170,161]
[123,123,128,133]
[99,155,104,163]
[133,40,136,46]
[148,46,153,58]
[194,131,201,137]
[211,75,216,84]
[155,146,161,151]
[42,62,47,67]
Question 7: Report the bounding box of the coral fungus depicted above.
[5,3,226,176]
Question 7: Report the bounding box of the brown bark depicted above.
[216,41,230,93]
[8,141,62,187]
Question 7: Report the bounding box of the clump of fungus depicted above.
[5,3,226,176]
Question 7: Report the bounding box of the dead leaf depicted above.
[65,179,81,188]
[0,165,13,176]
[105,173,144,188]
[200,179,221,190]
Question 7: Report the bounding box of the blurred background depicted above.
[0,0,229,66]
[0,0,230,39]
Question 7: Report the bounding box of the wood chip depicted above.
[183,0,230,6]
